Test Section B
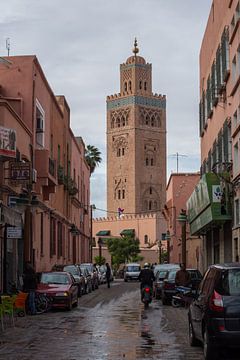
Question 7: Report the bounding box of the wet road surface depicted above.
[0,280,206,359]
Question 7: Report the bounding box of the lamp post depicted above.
[177,209,187,265]
[165,230,171,263]
[158,240,162,264]
[90,204,96,262]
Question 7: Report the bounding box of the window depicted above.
[122,189,125,199]
[118,190,121,199]
[150,158,154,166]
[149,201,152,210]
[36,99,45,147]
[149,187,152,195]
[146,158,149,166]
[233,110,238,127]
[234,141,239,174]
[122,148,125,156]
[124,82,127,91]
[144,82,147,90]
[129,81,132,91]
[117,118,120,127]
[57,221,63,258]
[139,81,142,89]
[50,217,56,257]
[232,55,237,83]
[235,199,240,226]
[144,235,148,244]
[117,148,121,157]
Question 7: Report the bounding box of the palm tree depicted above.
[85,145,102,175]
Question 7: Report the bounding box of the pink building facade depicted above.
[0,56,90,292]
[163,173,203,272]
[188,0,238,268]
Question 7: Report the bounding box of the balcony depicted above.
[63,175,79,196]
[35,149,57,200]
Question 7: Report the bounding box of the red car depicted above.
[37,271,78,310]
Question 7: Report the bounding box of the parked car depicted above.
[63,265,85,297]
[162,268,202,305]
[37,271,78,310]
[79,266,92,294]
[80,263,99,290]
[153,269,168,299]
[188,263,240,360]
[99,264,114,283]
[153,263,180,277]
[124,263,141,281]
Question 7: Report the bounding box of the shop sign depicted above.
[7,226,22,239]
[10,162,31,183]
[0,126,16,158]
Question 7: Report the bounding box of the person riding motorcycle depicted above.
[138,263,155,299]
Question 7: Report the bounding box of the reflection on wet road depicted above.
[0,285,186,360]
[76,290,182,360]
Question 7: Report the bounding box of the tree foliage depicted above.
[106,235,141,268]
[85,145,102,175]
[94,256,106,266]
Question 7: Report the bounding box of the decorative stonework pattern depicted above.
[142,185,160,211]
[107,96,166,110]
[122,69,132,81]
[140,107,162,127]
[112,135,129,151]
[110,108,130,128]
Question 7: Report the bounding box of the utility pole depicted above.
[169,152,187,173]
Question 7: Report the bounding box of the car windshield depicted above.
[216,269,240,296]
[168,270,177,280]
[81,264,93,272]
[63,266,79,276]
[188,270,202,280]
[41,273,70,285]
[127,266,140,272]
[157,271,168,279]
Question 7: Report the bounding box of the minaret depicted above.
[106,40,166,216]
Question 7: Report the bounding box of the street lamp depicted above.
[177,209,187,265]
[158,239,162,264]
[90,204,96,262]
[165,230,171,263]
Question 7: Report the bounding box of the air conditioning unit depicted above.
[32,169,37,183]
[36,117,44,132]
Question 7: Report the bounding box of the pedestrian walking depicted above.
[106,263,111,288]
[23,261,38,315]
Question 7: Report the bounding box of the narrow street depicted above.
[0,280,205,360]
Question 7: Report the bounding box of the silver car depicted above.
[124,263,141,282]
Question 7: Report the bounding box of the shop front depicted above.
[187,173,232,267]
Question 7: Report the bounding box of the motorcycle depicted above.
[171,285,195,308]
[141,285,153,309]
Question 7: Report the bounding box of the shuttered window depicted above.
[216,46,222,92]
[207,76,212,116]
[221,28,230,80]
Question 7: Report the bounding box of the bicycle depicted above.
[35,292,53,314]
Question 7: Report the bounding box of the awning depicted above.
[120,229,135,237]
[0,204,22,227]
[187,173,232,235]
[96,230,110,236]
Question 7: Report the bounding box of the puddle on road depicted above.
[79,289,182,360]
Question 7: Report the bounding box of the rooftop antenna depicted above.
[169,152,188,173]
[6,38,10,56]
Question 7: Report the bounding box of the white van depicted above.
[124,263,141,282]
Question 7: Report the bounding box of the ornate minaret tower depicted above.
[106,40,166,215]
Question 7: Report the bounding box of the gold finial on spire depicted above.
[132,38,139,56]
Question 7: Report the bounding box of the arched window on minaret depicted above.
[139,81,142,90]
[124,82,127,91]
[122,148,125,156]
[146,157,149,166]
[144,81,147,90]
[149,187,152,195]
[122,189,125,199]
[151,115,155,127]
[111,119,115,128]
[149,200,152,210]
[117,148,121,157]
[145,115,150,125]
[129,81,132,91]
[117,117,121,127]
[150,158,154,166]
[157,115,161,127]
[122,116,125,126]
[144,235,148,244]
[118,190,121,199]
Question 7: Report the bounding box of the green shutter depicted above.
[216,46,222,92]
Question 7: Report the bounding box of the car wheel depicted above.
[124,278,128,282]
[78,286,82,297]
[73,297,78,308]
[203,327,217,360]
[189,318,199,347]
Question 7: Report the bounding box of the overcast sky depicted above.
[0,0,212,217]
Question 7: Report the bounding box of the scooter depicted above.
[171,286,195,308]
[141,285,153,309]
